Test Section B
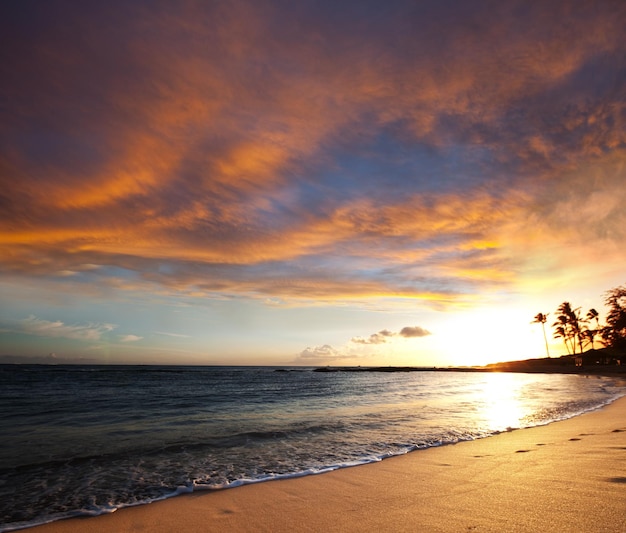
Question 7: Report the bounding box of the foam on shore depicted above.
[28,395,626,533]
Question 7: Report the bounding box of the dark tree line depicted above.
[533,284,626,356]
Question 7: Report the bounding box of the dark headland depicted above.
[313,347,626,375]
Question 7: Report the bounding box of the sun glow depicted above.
[1,1,624,367]
[479,374,528,431]
[437,308,542,367]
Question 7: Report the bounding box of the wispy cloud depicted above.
[155,331,191,338]
[119,334,142,343]
[13,316,117,340]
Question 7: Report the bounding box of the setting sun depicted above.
[1,2,625,531]
[0,0,624,368]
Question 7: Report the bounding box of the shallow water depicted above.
[1,365,623,531]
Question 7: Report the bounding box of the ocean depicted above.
[1,365,624,532]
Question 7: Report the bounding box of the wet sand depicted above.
[29,395,626,532]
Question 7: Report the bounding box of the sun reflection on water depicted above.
[478,373,529,431]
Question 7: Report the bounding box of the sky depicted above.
[1,0,625,367]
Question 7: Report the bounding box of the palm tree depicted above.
[602,285,626,349]
[587,308,599,326]
[582,329,598,350]
[583,308,601,350]
[532,312,550,357]
[553,323,572,355]
[555,302,583,354]
[552,308,576,355]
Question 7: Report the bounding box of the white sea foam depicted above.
[1,366,624,532]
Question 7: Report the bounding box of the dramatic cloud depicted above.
[1,1,624,308]
[0,1,624,365]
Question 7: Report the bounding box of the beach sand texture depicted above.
[30,395,626,533]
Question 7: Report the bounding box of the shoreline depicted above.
[26,394,626,533]
[312,352,626,375]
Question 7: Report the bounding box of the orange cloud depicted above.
[1,1,625,310]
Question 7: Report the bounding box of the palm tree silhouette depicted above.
[584,308,601,350]
[603,285,626,349]
[552,314,573,355]
[532,312,550,357]
[587,308,599,326]
[554,302,583,354]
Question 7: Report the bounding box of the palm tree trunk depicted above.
[563,338,571,355]
[541,322,550,357]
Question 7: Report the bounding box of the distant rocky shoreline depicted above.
[313,348,626,375]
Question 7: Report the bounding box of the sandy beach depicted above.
[29,395,626,533]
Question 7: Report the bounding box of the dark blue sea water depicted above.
[1,365,624,532]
